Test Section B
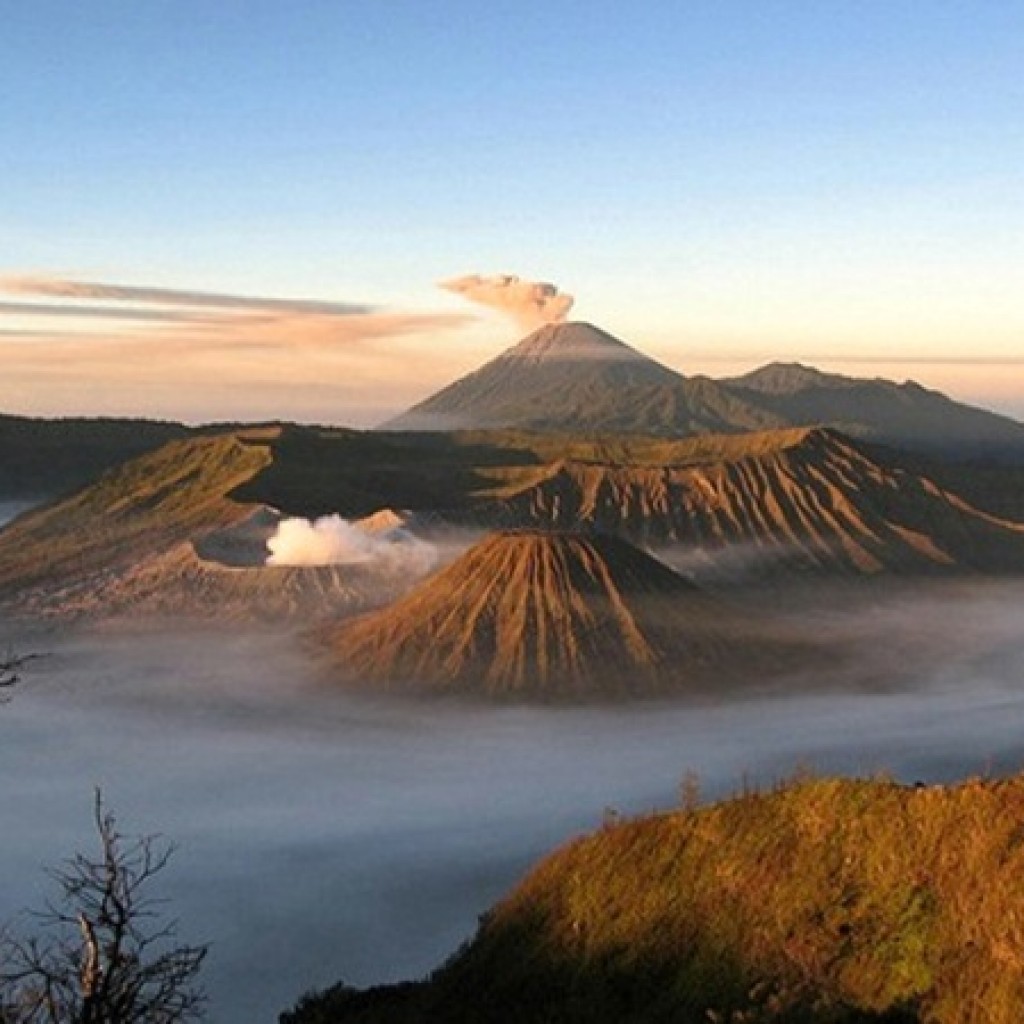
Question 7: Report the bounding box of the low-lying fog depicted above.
[0,501,35,528]
[2,581,1024,1023]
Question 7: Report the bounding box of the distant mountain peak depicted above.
[729,362,844,394]
[382,321,684,432]
[380,320,1024,460]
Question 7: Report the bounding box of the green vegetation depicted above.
[283,773,1024,1023]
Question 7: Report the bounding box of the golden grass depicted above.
[434,772,1024,1022]
[283,772,1024,1023]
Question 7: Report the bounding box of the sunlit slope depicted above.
[0,428,413,619]
[287,774,1024,1024]
[324,531,796,699]
[3,423,1023,618]
[0,431,274,592]
[475,427,1024,574]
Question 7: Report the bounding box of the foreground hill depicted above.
[384,322,1024,461]
[283,773,1024,1024]
[324,531,796,699]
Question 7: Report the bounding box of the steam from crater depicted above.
[266,514,436,573]
[440,274,574,329]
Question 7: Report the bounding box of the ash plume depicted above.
[440,274,574,330]
[266,514,436,573]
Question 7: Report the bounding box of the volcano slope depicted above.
[3,424,1023,619]
[470,427,1024,576]
[224,423,1024,578]
[323,531,803,700]
[384,320,779,435]
[0,428,431,621]
[283,773,1024,1024]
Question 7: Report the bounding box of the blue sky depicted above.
[2,1,1022,423]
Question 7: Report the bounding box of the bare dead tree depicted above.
[0,649,33,700]
[1,792,208,1024]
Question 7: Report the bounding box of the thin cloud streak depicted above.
[0,274,474,352]
[0,271,479,425]
[803,355,1024,367]
[0,276,375,316]
[0,300,219,323]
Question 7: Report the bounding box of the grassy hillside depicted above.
[283,773,1024,1023]
[0,413,190,498]
[0,430,274,592]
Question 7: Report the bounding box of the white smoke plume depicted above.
[440,274,574,330]
[266,514,436,573]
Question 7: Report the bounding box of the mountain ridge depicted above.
[383,321,1024,461]
[3,424,1023,619]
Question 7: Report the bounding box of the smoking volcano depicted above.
[381,321,721,433]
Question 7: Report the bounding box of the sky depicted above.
[2,1,1022,425]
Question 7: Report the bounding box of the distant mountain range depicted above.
[385,321,1024,461]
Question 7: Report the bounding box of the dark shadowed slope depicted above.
[725,362,1024,461]
[0,412,190,499]
[324,530,796,699]
[284,773,1024,1024]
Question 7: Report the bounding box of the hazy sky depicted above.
[2,1,1022,425]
